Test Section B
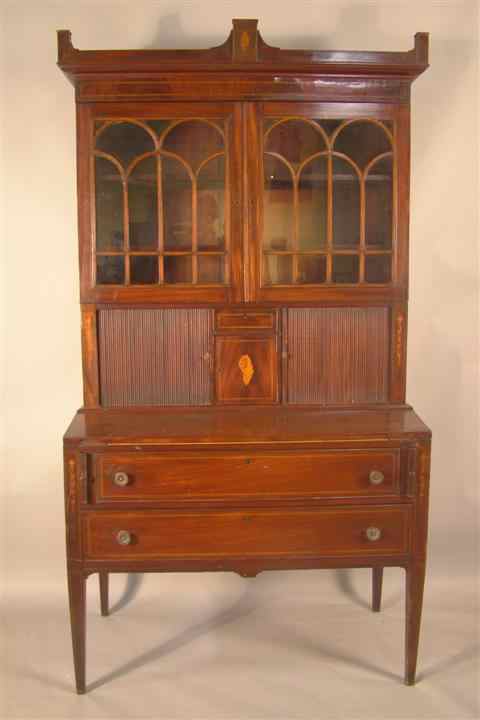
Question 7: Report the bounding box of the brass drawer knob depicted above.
[116,530,132,546]
[365,526,382,542]
[369,470,385,486]
[113,471,130,487]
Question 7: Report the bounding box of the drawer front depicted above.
[84,506,411,560]
[216,309,276,331]
[96,449,401,503]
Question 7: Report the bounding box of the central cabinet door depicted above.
[84,102,243,303]
[216,335,278,403]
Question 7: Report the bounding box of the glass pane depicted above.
[297,255,327,284]
[298,156,327,250]
[263,155,294,251]
[197,156,225,251]
[164,255,192,283]
[96,255,125,285]
[263,255,292,285]
[365,255,391,283]
[265,120,325,167]
[365,156,393,248]
[317,119,343,137]
[95,156,124,251]
[198,255,224,283]
[96,122,155,168]
[130,255,158,284]
[333,121,391,169]
[332,156,360,247]
[146,120,172,138]
[128,156,157,250]
[332,254,359,283]
[162,157,192,251]
[163,121,223,173]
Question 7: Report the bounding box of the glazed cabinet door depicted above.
[246,102,408,304]
[78,102,243,303]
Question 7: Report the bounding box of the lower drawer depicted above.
[84,506,411,560]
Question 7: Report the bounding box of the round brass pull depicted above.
[369,470,385,486]
[365,526,382,542]
[113,471,130,487]
[116,530,132,546]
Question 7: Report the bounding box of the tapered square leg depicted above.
[99,572,109,616]
[405,561,426,685]
[67,565,87,694]
[372,567,383,612]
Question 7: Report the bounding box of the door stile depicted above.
[243,102,262,303]
[229,103,245,303]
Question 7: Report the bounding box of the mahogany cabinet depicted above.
[59,19,431,694]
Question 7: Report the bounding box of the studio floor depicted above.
[2,567,478,720]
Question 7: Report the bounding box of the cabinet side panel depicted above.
[98,309,213,406]
[287,307,389,404]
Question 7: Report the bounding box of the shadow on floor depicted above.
[88,582,257,691]
[108,573,144,615]
[334,568,402,611]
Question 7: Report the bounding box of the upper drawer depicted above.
[93,449,401,504]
